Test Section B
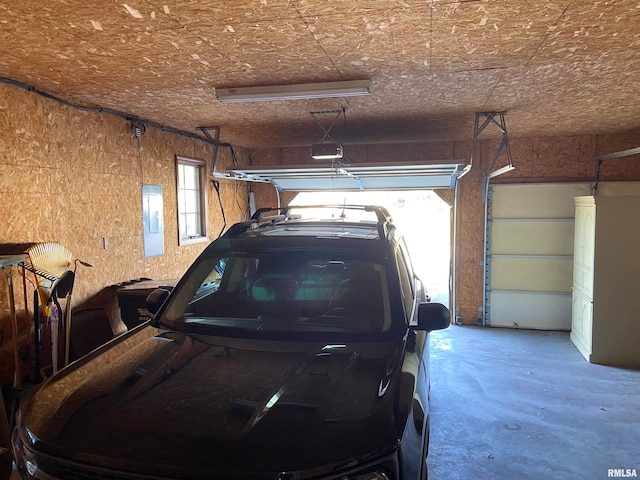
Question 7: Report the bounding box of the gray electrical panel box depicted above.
[142,184,164,257]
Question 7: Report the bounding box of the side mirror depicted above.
[146,288,171,315]
[414,302,450,331]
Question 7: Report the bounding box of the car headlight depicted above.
[23,449,39,478]
[12,434,56,480]
[11,412,43,480]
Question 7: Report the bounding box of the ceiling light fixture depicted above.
[215,80,371,103]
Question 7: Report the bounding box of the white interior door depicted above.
[487,183,591,330]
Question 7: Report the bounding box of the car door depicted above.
[395,240,430,479]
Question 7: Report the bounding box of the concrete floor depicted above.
[426,325,640,480]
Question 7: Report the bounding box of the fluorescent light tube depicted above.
[487,165,515,179]
[216,80,371,103]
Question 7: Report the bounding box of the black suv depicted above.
[12,205,449,480]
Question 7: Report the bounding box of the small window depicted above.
[176,156,208,245]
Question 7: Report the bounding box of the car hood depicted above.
[20,326,402,477]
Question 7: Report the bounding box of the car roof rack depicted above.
[223,205,395,239]
[221,207,294,237]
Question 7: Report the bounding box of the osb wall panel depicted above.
[0,85,248,385]
[282,147,310,165]
[434,189,454,207]
[489,134,640,185]
[272,141,465,167]
[365,142,459,164]
[454,141,484,324]
[489,136,595,182]
[249,148,283,167]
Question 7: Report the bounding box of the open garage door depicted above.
[216,162,465,191]
[294,190,452,307]
[213,162,461,315]
[486,183,591,330]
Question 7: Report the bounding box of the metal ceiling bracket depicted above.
[471,112,515,202]
[592,146,640,162]
[474,112,514,328]
[197,126,222,175]
[592,146,640,194]
[475,111,514,174]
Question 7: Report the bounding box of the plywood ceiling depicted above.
[0,0,639,149]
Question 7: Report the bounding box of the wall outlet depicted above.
[103,237,109,249]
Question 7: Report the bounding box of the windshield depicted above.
[163,251,392,336]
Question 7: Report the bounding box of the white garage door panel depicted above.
[491,184,591,218]
[487,183,590,330]
[489,292,572,330]
[490,257,573,292]
[491,220,575,255]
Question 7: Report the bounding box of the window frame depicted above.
[176,155,209,246]
[395,241,417,326]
